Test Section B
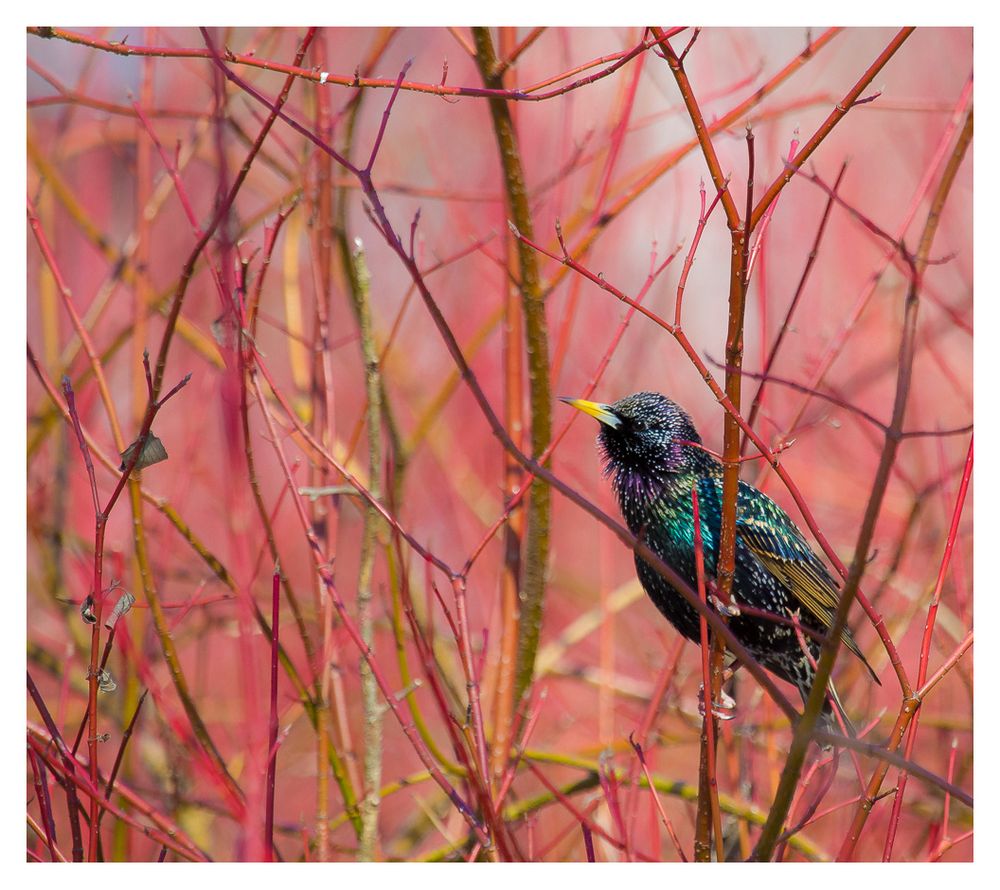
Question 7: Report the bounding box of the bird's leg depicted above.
[698,660,739,721]
[705,577,740,616]
[696,595,741,719]
[709,589,741,617]
[698,684,737,720]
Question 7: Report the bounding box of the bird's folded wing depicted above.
[736,515,871,667]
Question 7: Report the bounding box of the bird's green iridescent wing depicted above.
[733,481,880,682]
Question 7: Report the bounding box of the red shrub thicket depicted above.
[26,26,972,863]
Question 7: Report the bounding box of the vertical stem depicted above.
[717,223,749,608]
[491,23,526,792]
[322,31,401,857]
[473,27,553,705]
[350,242,385,861]
[692,484,723,861]
[114,33,156,861]
[656,25,744,610]
[492,291,524,784]
[264,566,280,861]
[698,123,756,863]
[309,31,337,860]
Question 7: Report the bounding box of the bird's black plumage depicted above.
[564,391,879,732]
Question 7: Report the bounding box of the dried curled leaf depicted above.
[97,669,117,694]
[119,431,168,472]
[104,589,136,629]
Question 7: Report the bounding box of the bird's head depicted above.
[561,391,702,482]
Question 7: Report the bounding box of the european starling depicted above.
[563,391,879,734]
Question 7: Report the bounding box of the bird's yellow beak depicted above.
[559,397,622,429]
